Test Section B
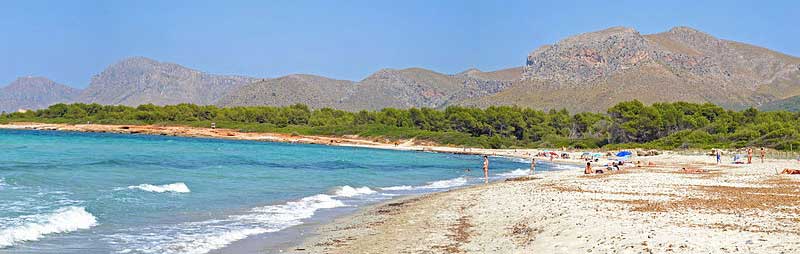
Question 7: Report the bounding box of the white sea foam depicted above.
[127,182,190,193]
[498,168,530,177]
[0,206,97,248]
[158,228,269,254]
[112,194,347,254]
[333,186,377,197]
[380,185,414,191]
[242,194,346,223]
[419,177,468,189]
[553,164,581,170]
[509,157,530,163]
[381,177,469,191]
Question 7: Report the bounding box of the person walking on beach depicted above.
[747,148,753,164]
[482,155,489,183]
[760,147,766,163]
[530,158,536,176]
[716,150,721,164]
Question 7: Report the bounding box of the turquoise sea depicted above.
[0,129,577,253]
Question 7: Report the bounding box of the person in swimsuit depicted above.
[585,162,592,174]
[482,155,489,183]
[760,147,766,163]
[530,158,536,176]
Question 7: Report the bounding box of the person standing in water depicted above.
[482,155,489,184]
[585,162,592,174]
[530,158,536,176]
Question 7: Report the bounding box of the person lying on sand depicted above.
[681,167,706,173]
[780,169,800,175]
[586,162,604,174]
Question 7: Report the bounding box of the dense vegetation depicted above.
[2,101,800,150]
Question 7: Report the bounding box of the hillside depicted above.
[79,57,257,106]
[218,68,513,110]
[0,77,82,112]
[759,95,800,112]
[461,26,800,112]
[217,74,357,109]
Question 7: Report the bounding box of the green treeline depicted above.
[2,100,799,150]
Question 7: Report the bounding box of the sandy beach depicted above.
[291,155,800,253]
[3,122,800,253]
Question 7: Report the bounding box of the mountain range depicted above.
[1,26,798,113]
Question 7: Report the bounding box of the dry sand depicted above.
[4,122,800,253]
[292,155,800,254]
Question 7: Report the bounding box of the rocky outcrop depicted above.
[466,26,800,112]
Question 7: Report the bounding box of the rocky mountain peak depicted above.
[0,77,81,112]
[667,26,705,35]
[523,26,653,83]
[457,68,482,76]
[79,56,256,106]
[7,76,63,89]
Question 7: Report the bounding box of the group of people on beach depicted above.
[478,147,792,182]
[479,155,538,184]
[714,147,767,164]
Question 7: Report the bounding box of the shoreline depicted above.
[6,122,798,253]
[1,123,585,253]
[0,122,614,165]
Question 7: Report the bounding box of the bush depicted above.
[6,101,800,150]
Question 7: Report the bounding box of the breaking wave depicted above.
[127,182,190,193]
[333,186,377,197]
[0,206,97,248]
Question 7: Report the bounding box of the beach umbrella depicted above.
[616,151,632,157]
[592,153,602,158]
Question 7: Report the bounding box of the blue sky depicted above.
[1,0,797,88]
